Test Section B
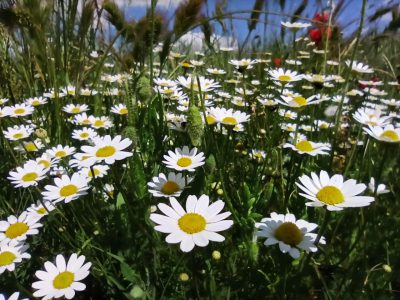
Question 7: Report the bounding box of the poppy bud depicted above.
[273,57,281,67]
[309,28,322,42]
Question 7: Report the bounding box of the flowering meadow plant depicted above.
[0,0,399,299]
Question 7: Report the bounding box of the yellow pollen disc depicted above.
[14,108,26,114]
[60,184,78,197]
[82,119,91,125]
[13,133,23,139]
[164,89,173,94]
[31,100,40,106]
[161,181,180,195]
[81,155,91,161]
[178,213,206,234]
[176,157,192,168]
[22,172,38,182]
[37,207,47,214]
[293,96,307,106]
[206,115,217,125]
[320,123,328,129]
[96,146,116,158]
[0,251,16,266]
[53,271,75,289]
[80,132,89,138]
[38,160,51,168]
[5,222,29,239]
[316,186,344,205]
[222,116,238,125]
[191,83,199,90]
[55,151,67,158]
[25,143,37,152]
[278,75,291,82]
[380,130,399,142]
[94,120,104,127]
[71,107,81,113]
[313,75,324,83]
[367,121,378,126]
[274,222,303,246]
[119,108,128,114]
[295,140,313,152]
[88,168,100,177]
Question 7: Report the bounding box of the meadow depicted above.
[0,0,400,299]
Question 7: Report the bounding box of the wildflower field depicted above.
[0,0,400,299]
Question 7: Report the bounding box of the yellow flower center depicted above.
[295,140,313,152]
[88,168,100,177]
[38,160,51,168]
[0,251,16,266]
[13,133,24,139]
[55,151,67,158]
[176,157,192,168]
[71,107,81,113]
[312,75,324,83]
[222,116,238,125]
[96,146,116,158]
[206,115,217,125]
[119,108,128,115]
[161,181,180,195]
[278,75,291,82]
[60,184,78,197]
[53,271,75,289]
[80,132,89,138]
[274,222,303,246]
[380,130,399,142]
[14,108,26,115]
[178,213,206,234]
[31,100,41,106]
[320,123,328,129]
[293,96,307,106]
[316,185,344,205]
[24,143,37,152]
[22,172,38,182]
[37,207,47,214]
[5,222,29,239]
[82,119,91,125]
[93,120,105,127]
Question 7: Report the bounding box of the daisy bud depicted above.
[217,188,224,196]
[35,128,48,139]
[130,285,144,299]
[383,264,392,273]
[179,273,190,281]
[212,250,221,260]
[187,105,204,147]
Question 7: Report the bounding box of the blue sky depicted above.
[118,0,397,43]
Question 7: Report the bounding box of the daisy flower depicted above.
[0,97,9,105]
[79,165,110,180]
[26,201,56,220]
[148,172,192,198]
[35,153,59,170]
[42,173,90,204]
[281,21,311,29]
[207,68,226,75]
[176,75,220,92]
[268,68,303,83]
[163,146,205,172]
[353,107,391,126]
[32,253,91,300]
[4,104,34,117]
[229,59,257,70]
[3,125,34,141]
[368,177,389,195]
[73,113,93,126]
[24,95,47,108]
[363,124,400,143]
[212,108,250,126]
[80,135,132,165]
[90,116,113,129]
[110,104,128,115]
[14,139,44,153]
[71,128,98,141]
[8,161,47,188]
[46,145,76,159]
[154,77,177,88]
[43,89,67,99]
[345,60,373,73]
[63,104,89,114]
[61,85,77,96]
[296,170,375,211]
[0,212,42,245]
[80,88,97,96]
[283,137,330,156]
[0,241,31,274]
[150,195,233,252]
[276,94,323,108]
[256,212,324,259]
